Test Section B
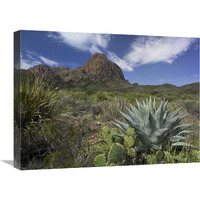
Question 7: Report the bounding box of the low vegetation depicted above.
[14,75,199,169]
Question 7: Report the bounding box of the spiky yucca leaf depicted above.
[114,97,194,151]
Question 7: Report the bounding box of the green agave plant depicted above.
[113,97,195,152]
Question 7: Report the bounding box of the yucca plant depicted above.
[113,97,195,152]
[14,73,62,129]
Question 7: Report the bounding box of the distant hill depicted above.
[25,52,199,94]
[179,82,199,94]
[109,82,199,95]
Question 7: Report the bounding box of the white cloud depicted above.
[21,58,41,70]
[194,74,199,77]
[48,33,196,72]
[125,36,196,67]
[48,32,111,54]
[20,50,59,69]
[20,52,41,69]
[89,45,102,54]
[107,36,196,71]
[158,79,165,82]
[39,56,59,66]
[107,51,133,71]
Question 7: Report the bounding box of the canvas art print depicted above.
[14,30,200,170]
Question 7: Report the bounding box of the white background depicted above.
[0,0,199,199]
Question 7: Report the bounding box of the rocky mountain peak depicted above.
[29,64,69,74]
[91,52,107,60]
[82,52,125,81]
[54,66,70,71]
[29,64,52,74]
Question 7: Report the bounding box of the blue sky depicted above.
[20,30,199,86]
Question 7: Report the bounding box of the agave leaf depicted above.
[113,119,129,132]
[143,101,149,111]
[120,111,142,131]
[143,113,152,137]
[136,99,141,110]
[113,122,126,133]
[168,107,182,119]
[171,142,197,149]
[150,128,169,144]
[143,112,157,137]
[134,145,146,153]
[136,130,153,147]
[149,112,157,132]
[153,97,156,111]
[161,123,190,146]
[163,108,171,121]
[136,100,148,119]
[146,97,149,105]
[130,104,141,122]
[177,130,194,136]
[154,100,165,128]
[171,124,193,137]
[170,136,186,143]
[126,107,141,124]
[119,111,132,122]
[163,115,180,129]
[152,127,169,137]
[148,96,155,115]
[150,144,162,151]
[170,115,188,129]
[163,100,168,111]
[114,134,125,138]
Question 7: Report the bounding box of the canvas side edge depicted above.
[14,31,21,169]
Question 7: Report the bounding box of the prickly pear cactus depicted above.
[127,148,136,158]
[94,154,106,167]
[108,143,124,164]
[124,135,135,148]
[93,126,137,166]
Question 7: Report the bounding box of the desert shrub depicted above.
[43,115,97,168]
[100,99,131,121]
[14,74,69,169]
[14,74,62,129]
[20,122,54,169]
[151,90,159,95]
[84,90,96,96]
[96,92,108,101]
[182,100,199,118]
[108,92,115,97]
[20,113,97,169]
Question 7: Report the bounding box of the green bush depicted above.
[84,90,96,96]
[146,148,200,165]
[182,100,199,118]
[96,92,108,101]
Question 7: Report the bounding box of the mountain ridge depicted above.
[27,53,130,89]
[25,53,199,94]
